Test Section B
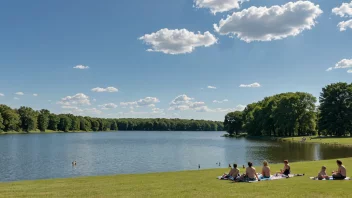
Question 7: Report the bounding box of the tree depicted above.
[224,111,243,136]
[18,106,37,132]
[48,114,60,131]
[0,113,4,132]
[319,83,352,136]
[58,115,72,132]
[38,109,50,132]
[110,121,118,131]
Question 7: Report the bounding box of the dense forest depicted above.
[0,104,223,132]
[224,82,352,137]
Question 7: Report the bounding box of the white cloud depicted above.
[169,94,207,111]
[73,65,89,69]
[207,86,217,89]
[0,93,4,97]
[194,0,246,14]
[99,103,118,110]
[152,108,164,114]
[213,99,229,103]
[15,92,24,95]
[61,106,79,109]
[139,28,217,54]
[195,104,245,113]
[338,19,352,31]
[214,1,323,42]
[239,82,261,88]
[120,97,160,108]
[57,93,91,106]
[332,1,352,17]
[91,87,118,93]
[33,93,38,97]
[348,69,352,73]
[84,108,102,115]
[14,97,19,100]
[327,59,352,73]
[120,101,137,107]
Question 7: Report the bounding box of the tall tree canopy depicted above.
[319,82,352,136]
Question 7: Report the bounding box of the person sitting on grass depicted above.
[237,162,260,182]
[280,160,291,176]
[261,160,271,179]
[222,164,240,180]
[332,160,346,180]
[317,166,329,180]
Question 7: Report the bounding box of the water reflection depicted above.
[1,132,352,182]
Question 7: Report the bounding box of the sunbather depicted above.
[332,160,346,180]
[280,160,291,176]
[317,166,329,180]
[261,160,271,179]
[237,162,260,182]
[222,164,240,180]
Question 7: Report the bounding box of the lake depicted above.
[1,131,352,182]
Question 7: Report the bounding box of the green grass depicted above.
[0,158,351,198]
[280,136,352,146]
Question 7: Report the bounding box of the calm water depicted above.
[1,131,352,182]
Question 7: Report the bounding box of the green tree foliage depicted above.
[319,82,352,136]
[18,106,38,132]
[0,112,4,132]
[224,111,243,136]
[48,114,60,131]
[0,104,223,133]
[233,92,317,137]
[58,115,72,132]
[0,105,21,131]
[38,109,50,132]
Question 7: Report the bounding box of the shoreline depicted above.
[0,157,351,197]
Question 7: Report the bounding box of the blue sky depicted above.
[0,0,351,121]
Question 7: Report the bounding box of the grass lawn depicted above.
[281,136,352,146]
[0,158,351,198]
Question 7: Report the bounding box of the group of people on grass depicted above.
[222,159,346,182]
[316,160,347,180]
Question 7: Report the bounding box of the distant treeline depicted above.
[224,82,352,137]
[0,104,224,132]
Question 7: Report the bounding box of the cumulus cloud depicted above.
[57,93,91,106]
[139,28,217,54]
[152,108,164,114]
[327,59,352,73]
[348,69,352,73]
[239,82,261,88]
[338,19,352,31]
[73,65,89,69]
[61,106,79,109]
[0,93,4,97]
[194,0,246,14]
[196,105,246,113]
[15,92,24,95]
[99,103,118,110]
[14,97,19,100]
[91,87,118,93]
[332,1,352,17]
[120,97,160,108]
[207,86,217,89]
[169,94,209,111]
[33,93,38,97]
[214,1,323,42]
[213,99,229,103]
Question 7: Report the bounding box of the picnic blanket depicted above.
[309,176,350,180]
[217,173,293,182]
